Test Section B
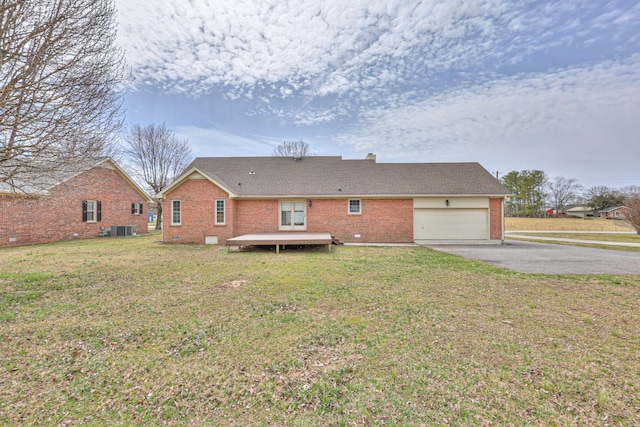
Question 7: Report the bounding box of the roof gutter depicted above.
[229,193,511,199]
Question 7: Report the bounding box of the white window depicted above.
[171,200,181,225]
[215,199,225,225]
[82,200,101,222]
[348,199,361,215]
[279,201,306,230]
[86,201,96,222]
[132,203,143,215]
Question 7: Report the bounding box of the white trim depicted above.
[348,199,362,215]
[171,200,181,225]
[156,168,237,200]
[226,193,509,200]
[278,200,307,231]
[101,158,153,203]
[132,202,143,215]
[215,199,225,225]
[85,200,97,223]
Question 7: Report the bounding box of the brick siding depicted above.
[0,166,149,248]
[489,198,504,241]
[163,179,415,244]
[161,179,505,244]
[162,179,234,244]
[305,198,414,243]
[234,198,414,243]
[234,200,278,235]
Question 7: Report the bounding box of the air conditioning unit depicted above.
[111,225,137,237]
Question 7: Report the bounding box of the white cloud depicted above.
[116,0,640,101]
[174,125,272,157]
[115,0,640,188]
[336,56,640,187]
[116,0,527,97]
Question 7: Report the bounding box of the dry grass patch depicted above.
[506,217,639,250]
[1,235,639,425]
[514,233,640,243]
[506,217,633,232]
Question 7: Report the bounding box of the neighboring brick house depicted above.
[157,155,510,245]
[0,158,151,248]
[599,206,628,219]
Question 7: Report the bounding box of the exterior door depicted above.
[279,201,306,230]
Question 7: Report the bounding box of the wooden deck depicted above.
[226,232,333,253]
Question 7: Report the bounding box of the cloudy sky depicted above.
[115,0,640,189]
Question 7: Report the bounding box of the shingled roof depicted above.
[167,156,509,198]
[0,157,151,201]
[0,157,110,195]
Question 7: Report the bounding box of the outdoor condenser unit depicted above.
[110,225,137,237]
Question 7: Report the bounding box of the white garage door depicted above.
[414,208,488,240]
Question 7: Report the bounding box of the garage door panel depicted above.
[414,208,488,240]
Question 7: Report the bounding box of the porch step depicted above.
[331,235,343,245]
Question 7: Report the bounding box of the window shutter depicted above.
[82,200,87,222]
[132,203,136,214]
[97,201,102,222]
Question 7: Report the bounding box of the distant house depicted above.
[156,155,510,245]
[599,206,628,220]
[566,206,597,218]
[545,208,565,216]
[0,158,152,248]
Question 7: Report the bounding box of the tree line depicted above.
[501,170,640,217]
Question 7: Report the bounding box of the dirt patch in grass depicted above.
[221,279,248,288]
[1,235,639,425]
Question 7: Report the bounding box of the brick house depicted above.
[599,206,628,219]
[0,158,151,248]
[157,155,510,245]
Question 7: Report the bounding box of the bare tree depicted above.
[585,186,625,212]
[621,185,640,235]
[620,185,640,200]
[123,123,193,230]
[0,0,125,193]
[547,176,583,216]
[272,140,312,158]
[623,199,640,235]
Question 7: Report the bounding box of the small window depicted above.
[82,200,101,222]
[348,199,361,215]
[132,203,143,215]
[215,199,225,225]
[171,200,181,225]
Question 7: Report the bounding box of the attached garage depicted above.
[414,198,490,241]
[158,156,510,245]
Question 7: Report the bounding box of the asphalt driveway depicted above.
[425,240,640,274]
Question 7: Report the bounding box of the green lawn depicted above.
[1,233,639,425]
[506,233,640,252]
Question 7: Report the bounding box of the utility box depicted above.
[111,225,137,237]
